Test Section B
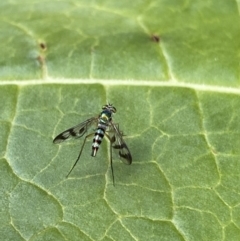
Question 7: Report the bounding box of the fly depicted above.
[53,103,132,184]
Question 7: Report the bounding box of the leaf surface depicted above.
[1,1,240,241]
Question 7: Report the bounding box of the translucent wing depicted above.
[108,123,132,165]
[53,117,98,144]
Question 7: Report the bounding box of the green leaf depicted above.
[1,1,240,241]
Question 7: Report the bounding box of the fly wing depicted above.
[109,123,132,165]
[53,117,98,144]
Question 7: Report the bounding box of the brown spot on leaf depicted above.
[151,35,160,43]
[39,42,47,51]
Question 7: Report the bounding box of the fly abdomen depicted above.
[91,127,105,156]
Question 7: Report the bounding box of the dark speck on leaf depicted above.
[39,42,47,50]
[151,35,160,43]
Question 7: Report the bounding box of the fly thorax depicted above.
[99,110,112,124]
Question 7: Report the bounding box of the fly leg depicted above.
[66,133,95,178]
[105,133,116,185]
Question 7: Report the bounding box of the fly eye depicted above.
[112,107,116,113]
